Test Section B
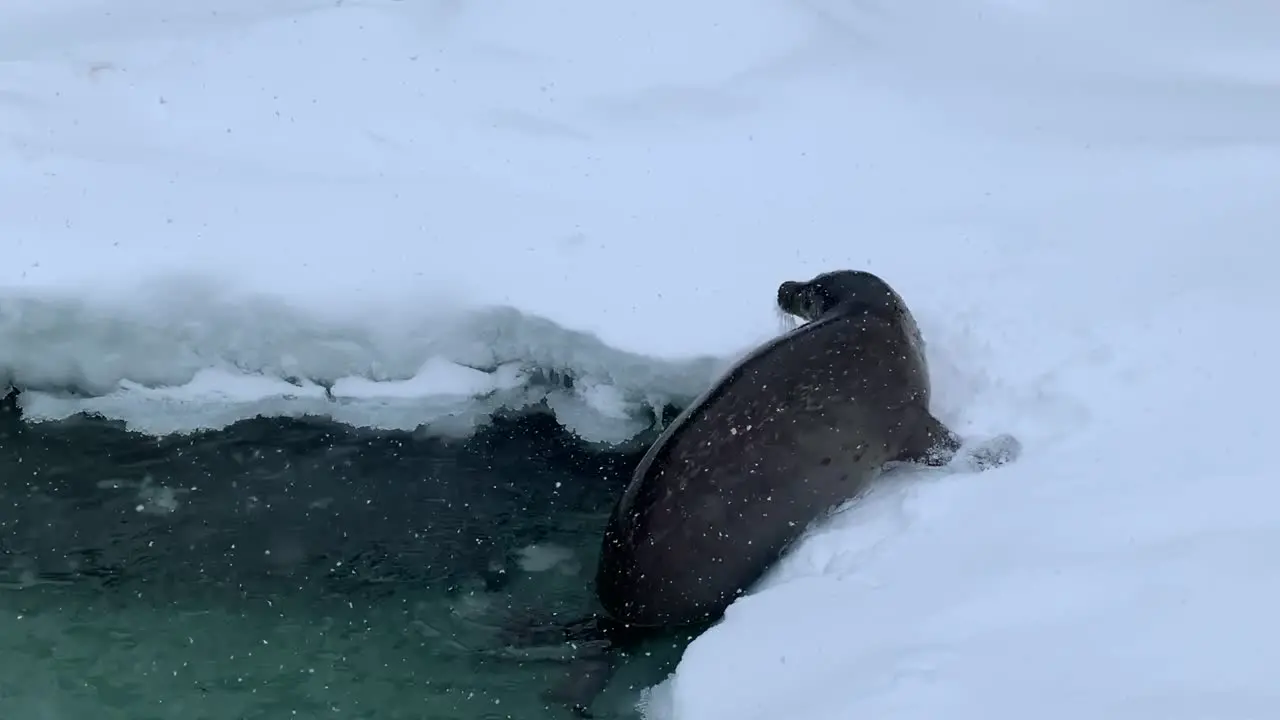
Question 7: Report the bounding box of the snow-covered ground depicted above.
[4,0,1280,717]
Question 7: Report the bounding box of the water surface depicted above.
[0,406,674,719]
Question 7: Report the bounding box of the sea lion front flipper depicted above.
[894,411,964,467]
[896,412,1023,473]
[951,433,1023,473]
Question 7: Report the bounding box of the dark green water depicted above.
[0,404,680,719]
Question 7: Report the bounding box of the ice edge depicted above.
[1,293,733,447]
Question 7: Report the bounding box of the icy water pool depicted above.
[0,407,685,719]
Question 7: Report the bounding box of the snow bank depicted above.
[0,278,732,443]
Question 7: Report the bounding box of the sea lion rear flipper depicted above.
[501,612,622,717]
[894,412,963,467]
[543,653,619,718]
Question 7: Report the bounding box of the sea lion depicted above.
[527,269,1021,716]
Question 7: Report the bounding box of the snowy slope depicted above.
[649,164,1280,719]
[4,0,1280,718]
[637,3,1280,719]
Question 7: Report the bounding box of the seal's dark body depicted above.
[528,272,996,717]
[594,270,956,629]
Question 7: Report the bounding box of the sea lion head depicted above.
[777,269,925,350]
[776,270,904,321]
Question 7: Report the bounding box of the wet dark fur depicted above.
[522,270,987,717]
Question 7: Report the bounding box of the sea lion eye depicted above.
[777,279,834,321]
[802,287,831,318]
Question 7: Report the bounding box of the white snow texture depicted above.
[3,0,1280,718]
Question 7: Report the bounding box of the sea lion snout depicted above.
[777,277,828,322]
[777,280,804,315]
